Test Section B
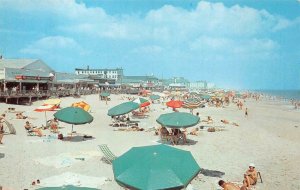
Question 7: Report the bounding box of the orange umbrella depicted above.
[166,100,183,108]
[34,105,57,127]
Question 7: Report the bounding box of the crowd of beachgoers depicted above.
[0,89,299,190]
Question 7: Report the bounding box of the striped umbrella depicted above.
[182,98,202,109]
[132,97,151,107]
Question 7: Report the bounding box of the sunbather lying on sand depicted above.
[218,180,247,190]
[202,116,213,124]
[16,113,28,119]
[221,119,230,124]
[189,128,199,136]
[221,120,239,127]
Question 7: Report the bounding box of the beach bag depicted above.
[58,134,63,140]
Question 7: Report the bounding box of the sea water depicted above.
[254,90,300,100]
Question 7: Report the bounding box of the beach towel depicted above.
[35,151,100,168]
[38,172,107,188]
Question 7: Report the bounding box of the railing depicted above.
[0,89,98,98]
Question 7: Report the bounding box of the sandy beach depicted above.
[0,94,299,190]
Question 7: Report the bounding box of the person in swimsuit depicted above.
[218,180,247,190]
[50,118,59,133]
[0,114,6,144]
[243,163,258,188]
[24,121,43,137]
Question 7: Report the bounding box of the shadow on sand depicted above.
[200,168,225,178]
[156,139,198,146]
[0,153,4,159]
[62,135,95,142]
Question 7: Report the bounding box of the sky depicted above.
[0,0,300,90]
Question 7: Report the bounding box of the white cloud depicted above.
[1,0,294,41]
[20,36,86,55]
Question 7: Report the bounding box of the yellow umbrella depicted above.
[44,99,61,105]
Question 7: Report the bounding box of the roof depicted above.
[122,75,159,81]
[75,68,123,71]
[0,59,39,69]
[55,72,88,81]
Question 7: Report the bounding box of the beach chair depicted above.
[25,128,35,136]
[98,144,117,164]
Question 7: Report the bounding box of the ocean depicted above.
[254,90,300,100]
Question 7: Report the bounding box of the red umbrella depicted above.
[34,105,57,127]
[166,100,183,108]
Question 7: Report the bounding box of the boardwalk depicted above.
[0,89,98,105]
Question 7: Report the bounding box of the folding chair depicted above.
[25,128,35,136]
[98,144,117,164]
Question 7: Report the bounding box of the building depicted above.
[189,81,207,90]
[207,82,216,89]
[75,66,123,84]
[162,77,190,89]
[0,59,55,91]
[121,75,160,88]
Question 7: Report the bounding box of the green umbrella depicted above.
[54,107,93,133]
[108,102,139,116]
[149,94,160,100]
[113,144,200,190]
[37,185,97,190]
[156,112,200,128]
[100,92,110,97]
[201,94,211,100]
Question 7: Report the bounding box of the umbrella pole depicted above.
[45,111,47,128]
[71,124,74,137]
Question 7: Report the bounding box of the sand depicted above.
[0,94,299,190]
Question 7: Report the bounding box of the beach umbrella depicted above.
[34,104,57,127]
[149,94,160,100]
[44,99,61,106]
[113,144,200,190]
[182,98,202,109]
[37,186,97,190]
[107,102,139,116]
[156,112,200,128]
[100,92,110,97]
[201,94,211,100]
[54,107,93,133]
[132,97,150,107]
[166,100,183,108]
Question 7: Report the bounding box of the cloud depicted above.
[1,0,299,89]
[20,36,86,55]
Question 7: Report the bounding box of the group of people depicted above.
[158,126,187,145]
[24,118,59,137]
[219,163,258,190]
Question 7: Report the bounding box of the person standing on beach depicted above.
[245,108,248,117]
[0,114,6,144]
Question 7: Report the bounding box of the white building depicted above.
[189,81,207,90]
[75,66,123,82]
[207,82,216,89]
